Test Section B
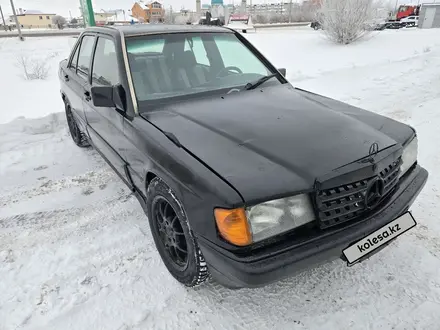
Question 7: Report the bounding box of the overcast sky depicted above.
[0,0,423,18]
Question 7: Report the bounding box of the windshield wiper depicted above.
[243,72,281,91]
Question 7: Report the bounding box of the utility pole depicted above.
[9,0,24,41]
[0,5,8,32]
[288,0,292,23]
[79,0,96,27]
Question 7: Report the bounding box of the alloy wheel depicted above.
[153,196,189,270]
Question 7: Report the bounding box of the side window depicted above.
[92,37,119,86]
[70,44,80,70]
[213,35,269,76]
[184,37,209,66]
[77,35,96,80]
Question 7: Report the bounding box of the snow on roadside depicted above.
[0,37,73,124]
[246,27,440,81]
[1,29,440,330]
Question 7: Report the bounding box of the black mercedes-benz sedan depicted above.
[59,24,428,288]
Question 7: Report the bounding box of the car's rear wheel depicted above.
[146,177,209,287]
[65,101,90,148]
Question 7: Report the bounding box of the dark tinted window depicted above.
[77,35,95,79]
[92,37,119,86]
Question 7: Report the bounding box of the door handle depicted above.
[84,91,91,102]
[63,74,69,82]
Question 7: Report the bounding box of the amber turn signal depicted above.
[214,208,252,246]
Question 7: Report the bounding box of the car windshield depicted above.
[125,32,278,107]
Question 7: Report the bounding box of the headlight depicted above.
[246,194,315,242]
[399,136,418,178]
[214,194,315,246]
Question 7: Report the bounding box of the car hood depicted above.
[142,84,414,204]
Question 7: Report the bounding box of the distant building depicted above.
[93,12,118,26]
[418,3,440,29]
[131,1,165,23]
[246,2,300,15]
[172,9,197,24]
[8,9,57,29]
[303,0,322,5]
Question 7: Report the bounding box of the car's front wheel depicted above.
[146,177,209,287]
[65,101,90,148]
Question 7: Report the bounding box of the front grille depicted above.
[316,158,401,229]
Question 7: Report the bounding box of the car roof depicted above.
[85,24,232,37]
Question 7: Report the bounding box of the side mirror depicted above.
[91,85,114,107]
[278,68,286,77]
[91,84,126,112]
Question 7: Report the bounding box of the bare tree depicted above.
[318,0,377,44]
[52,15,67,29]
[15,55,50,80]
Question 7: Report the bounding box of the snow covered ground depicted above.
[1,28,440,330]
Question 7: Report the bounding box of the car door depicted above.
[82,34,127,177]
[62,35,94,127]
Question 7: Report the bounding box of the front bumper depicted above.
[198,165,428,288]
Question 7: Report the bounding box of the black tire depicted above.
[64,100,90,148]
[146,177,209,287]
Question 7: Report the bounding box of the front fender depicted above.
[124,116,244,241]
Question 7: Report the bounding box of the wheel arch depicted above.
[61,92,69,104]
[143,169,189,224]
[146,171,157,189]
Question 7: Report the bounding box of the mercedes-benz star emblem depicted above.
[369,142,379,157]
[365,177,384,209]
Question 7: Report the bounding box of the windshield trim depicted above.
[125,30,234,38]
[120,31,139,115]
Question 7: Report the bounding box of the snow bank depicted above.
[1,29,439,124]
[0,37,72,124]
[245,27,440,82]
